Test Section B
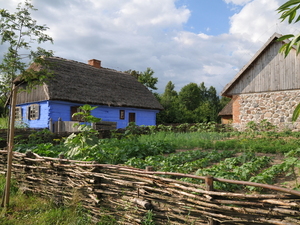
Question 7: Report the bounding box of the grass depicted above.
[137,131,300,154]
[0,116,29,129]
[0,176,116,225]
[0,117,8,129]
[137,131,227,150]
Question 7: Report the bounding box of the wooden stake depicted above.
[205,175,218,225]
[3,84,18,207]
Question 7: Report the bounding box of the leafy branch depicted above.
[277,0,300,57]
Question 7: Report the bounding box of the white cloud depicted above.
[0,0,299,95]
[223,0,253,5]
[229,0,300,42]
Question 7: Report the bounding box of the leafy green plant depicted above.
[64,104,101,159]
[245,120,276,133]
[142,210,156,225]
[0,116,8,129]
[14,143,63,157]
[73,104,101,124]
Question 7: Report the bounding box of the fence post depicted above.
[205,175,214,192]
[57,153,65,206]
[146,166,154,172]
[205,175,218,225]
[49,118,53,132]
[57,117,62,133]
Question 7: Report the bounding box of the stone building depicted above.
[219,33,300,131]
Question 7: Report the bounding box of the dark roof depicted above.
[18,57,163,110]
[220,33,284,97]
[218,99,233,116]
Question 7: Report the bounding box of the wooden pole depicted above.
[205,175,214,192]
[3,84,18,207]
[205,175,218,225]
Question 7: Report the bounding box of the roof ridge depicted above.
[48,56,127,74]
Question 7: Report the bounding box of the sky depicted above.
[1,0,300,95]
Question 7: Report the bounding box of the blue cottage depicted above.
[14,57,163,130]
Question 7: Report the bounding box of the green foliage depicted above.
[126,149,235,173]
[195,152,271,190]
[292,102,300,121]
[123,122,148,138]
[278,0,300,23]
[276,1,300,57]
[0,0,54,105]
[0,174,118,224]
[249,150,300,191]
[277,1,300,120]
[14,129,64,157]
[0,116,8,129]
[125,67,158,91]
[13,128,300,192]
[157,81,179,123]
[19,129,56,144]
[138,68,158,91]
[63,104,102,159]
[157,81,223,124]
[14,143,63,157]
[90,138,175,164]
[72,104,101,124]
[0,175,18,197]
[179,83,201,111]
[245,120,277,132]
[142,210,155,225]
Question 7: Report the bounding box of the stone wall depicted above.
[232,90,300,131]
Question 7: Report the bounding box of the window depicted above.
[120,110,125,120]
[129,113,136,123]
[15,107,22,121]
[71,106,84,121]
[27,104,39,120]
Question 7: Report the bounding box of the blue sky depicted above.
[1,0,299,94]
[176,0,242,35]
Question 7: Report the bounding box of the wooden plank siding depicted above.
[16,84,48,105]
[225,41,300,96]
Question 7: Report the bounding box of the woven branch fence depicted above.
[0,150,300,225]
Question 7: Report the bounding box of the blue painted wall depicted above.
[16,101,50,129]
[17,100,159,129]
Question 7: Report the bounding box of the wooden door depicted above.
[129,113,136,123]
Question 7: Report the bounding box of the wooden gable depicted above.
[221,33,300,97]
[16,83,49,105]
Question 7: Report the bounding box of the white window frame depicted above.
[15,107,22,121]
[27,104,40,120]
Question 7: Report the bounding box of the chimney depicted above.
[88,59,101,68]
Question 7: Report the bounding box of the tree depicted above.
[0,0,53,207]
[157,81,179,123]
[160,81,177,107]
[277,0,300,57]
[124,67,158,91]
[178,83,201,111]
[206,86,220,121]
[199,82,208,103]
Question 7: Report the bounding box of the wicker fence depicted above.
[1,150,300,225]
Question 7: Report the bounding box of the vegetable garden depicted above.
[0,121,300,224]
[13,122,300,193]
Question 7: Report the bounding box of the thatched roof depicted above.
[16,57,163,110]
[220,33,284,97]
[218,99,233,116]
